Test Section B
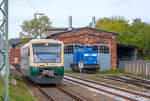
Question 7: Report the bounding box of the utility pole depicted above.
[34,13,37,38]
[0,0,10,101]
[34,13,44,38]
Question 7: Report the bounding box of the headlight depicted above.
[92,54,97,56]
[84,54,89,56]
[56,58,60,62]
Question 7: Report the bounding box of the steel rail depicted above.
[56,85,86,101]
[111,75,150,85]
[101,76,150,90]
[32,83,56,101]
[64,76,138,101]
[12,64,56,101]
[65,74,150,99]
[13,64,86,101]
[109,75,150,90]
[125,75,150,85]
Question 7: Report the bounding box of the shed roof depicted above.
[46,27,119,39]
[117,43,137,49]
[9,38,21,45]
[45,27,79,31]
[46,27,68,31]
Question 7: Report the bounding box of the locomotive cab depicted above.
[20,39,64,84]
[71,46,98,74]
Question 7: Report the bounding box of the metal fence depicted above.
[119,60,150,76]
[0,52,5,77]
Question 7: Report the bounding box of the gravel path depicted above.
[64,75,150,101]
[61,80,117,101]
[41,86,76,101]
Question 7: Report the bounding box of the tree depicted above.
[95,16,150,59]
[20,15,52,44]
[95,16,130,44]
[128,19,150,59]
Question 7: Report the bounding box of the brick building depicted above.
[45,27,69,37]
[46,27,119,70]
[9,38,21,64]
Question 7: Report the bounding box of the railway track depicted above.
[26,77,86,101]
[32,83,56,101]
[56,85,86,101]
[12,64,56,101]
[36,84,86,101]
[125,75,150,85]
[100,75,150,90]
[30,80,86,101]
[12,64,86,101]
[64,74,150,101]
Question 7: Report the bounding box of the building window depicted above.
[64,45,74,54]
[92,46,98,53]
[75,45,79,49]
[64,44,110,54]
[99,45,110,54]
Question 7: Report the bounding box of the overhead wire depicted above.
[24,0,38,13]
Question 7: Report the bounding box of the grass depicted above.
[65,69,125,75]
[94,69,124,75]
[65,69,149,79]
[64,70,78,74]
[0,76,38,101]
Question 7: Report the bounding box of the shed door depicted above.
[97,45,111,70]
[99,45,111,70]
[64,45,74,70]
[64,54,73,70]
[93,45,111,70]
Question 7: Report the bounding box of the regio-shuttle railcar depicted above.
[20,39,64,84]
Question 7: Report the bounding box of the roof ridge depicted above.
[46,27,119,39]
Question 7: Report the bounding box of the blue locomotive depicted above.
[70,46,99,73]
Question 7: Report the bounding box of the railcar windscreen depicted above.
[32,43,62,63]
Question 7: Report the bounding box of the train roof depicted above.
[21,39,63,49]
[29,39,62,43]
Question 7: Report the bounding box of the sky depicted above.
[9,0,150,39]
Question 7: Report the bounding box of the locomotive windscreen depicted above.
[32,43,62,63]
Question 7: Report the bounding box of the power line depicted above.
[25,0,38,13]
[15,16,33,22]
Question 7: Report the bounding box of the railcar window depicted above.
[86,47,93,51]
[74,45,79,52]
[77,48,84,52]
[28,48,30,56]
[32,43,62,63]
[75,45,79,48]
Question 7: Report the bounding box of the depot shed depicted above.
[46,27,119,70]
[117,44,137,65]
